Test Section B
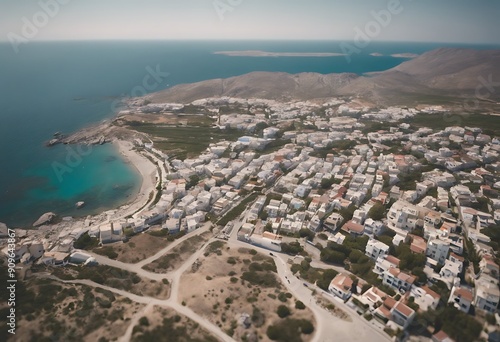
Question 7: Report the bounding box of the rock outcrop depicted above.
[0,222,8,238]
[33,212,57,227]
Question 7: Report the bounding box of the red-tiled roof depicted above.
[394,302,414,317]
[385,255,401,267]
[383,296,397,309]
[342,220,364,233]
[453,287,473,302]
[421,285,441,300]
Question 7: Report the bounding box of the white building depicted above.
[448,286,473,313]
[328,273,353,300]
[474,275,500,314]
[383,268,416,293]
[365,239,389,261]
[426,237,450,265]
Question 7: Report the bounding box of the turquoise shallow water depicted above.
[1,40,498,226]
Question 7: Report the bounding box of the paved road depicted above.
[81,222,211,282]
[44,274,233,342]
[63,202,389,342]
[225,238,390,342]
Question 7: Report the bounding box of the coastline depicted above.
[113,140,158,219]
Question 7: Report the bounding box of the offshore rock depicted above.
[33,212,57,227]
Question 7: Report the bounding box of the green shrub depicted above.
[278,292,288,302]
[139,317,149,326]
[295,301,306,310]
[73,232,98,250]
[277,305,290,318]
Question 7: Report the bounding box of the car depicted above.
[303,283,308,287]
[269,253,274,256]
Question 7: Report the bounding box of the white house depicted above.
[448,286,473,313]
[390,302,416,329]
[328,273,353,300]
[364,218,385,236]
[411,285,441,311]
[365,239,390,261]
[383,268,416,293]
[374,255,400,276]
[426,237,450,265]
[474,275,500,314]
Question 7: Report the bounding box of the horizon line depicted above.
[0,38,500,46]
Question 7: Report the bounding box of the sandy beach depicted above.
[114,140,158,218]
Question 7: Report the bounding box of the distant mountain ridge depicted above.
[147,48,500,105]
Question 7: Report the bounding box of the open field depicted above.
[0,276,144,342]
[93,232,173,263]
[406,112,500,135]
[52,264,170,299]
[142,230,213,273]
[126,123,242,160]
[131,306,219,342]
[116,112,215,127]
[180,242,316,342]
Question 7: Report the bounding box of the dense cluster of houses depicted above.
[2,97,499,338]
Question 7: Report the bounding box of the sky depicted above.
[1,0,499,44]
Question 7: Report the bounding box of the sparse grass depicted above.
[130,124,242,160]
[143,231,211,273]
[407,113,500,135]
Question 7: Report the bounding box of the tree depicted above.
[320,177,340,189]
[281,242,304,255]
[320,249,346,265]
[277,305,291,318]
[316,269,339,291]
[348,250,365,263]
[298,228,315,241]
[412,267,427,284]
[295,301,306,310]
[73,232,99,250]
[300,320,314,334]
[264,223,273,232]
[339,205,356,221]
[368,202,386,221]
[186,174,200,189]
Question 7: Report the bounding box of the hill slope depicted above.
[147,48,500,105]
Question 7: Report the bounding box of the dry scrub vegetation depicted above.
[180,241,316,342]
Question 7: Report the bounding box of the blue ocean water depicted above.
[0,40,498,226]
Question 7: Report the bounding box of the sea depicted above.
[1,40,498,227]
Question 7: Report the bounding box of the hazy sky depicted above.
[1,0,499,44]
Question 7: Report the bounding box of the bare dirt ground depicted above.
[179,242,316,342]
[315,295,352,322]
[11,278,144,342]
[142,231,213,273]
[131,306,219,342]
[52,264,170,300]
[98,231,173,263]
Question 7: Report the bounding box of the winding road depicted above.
[56,216,389,342]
